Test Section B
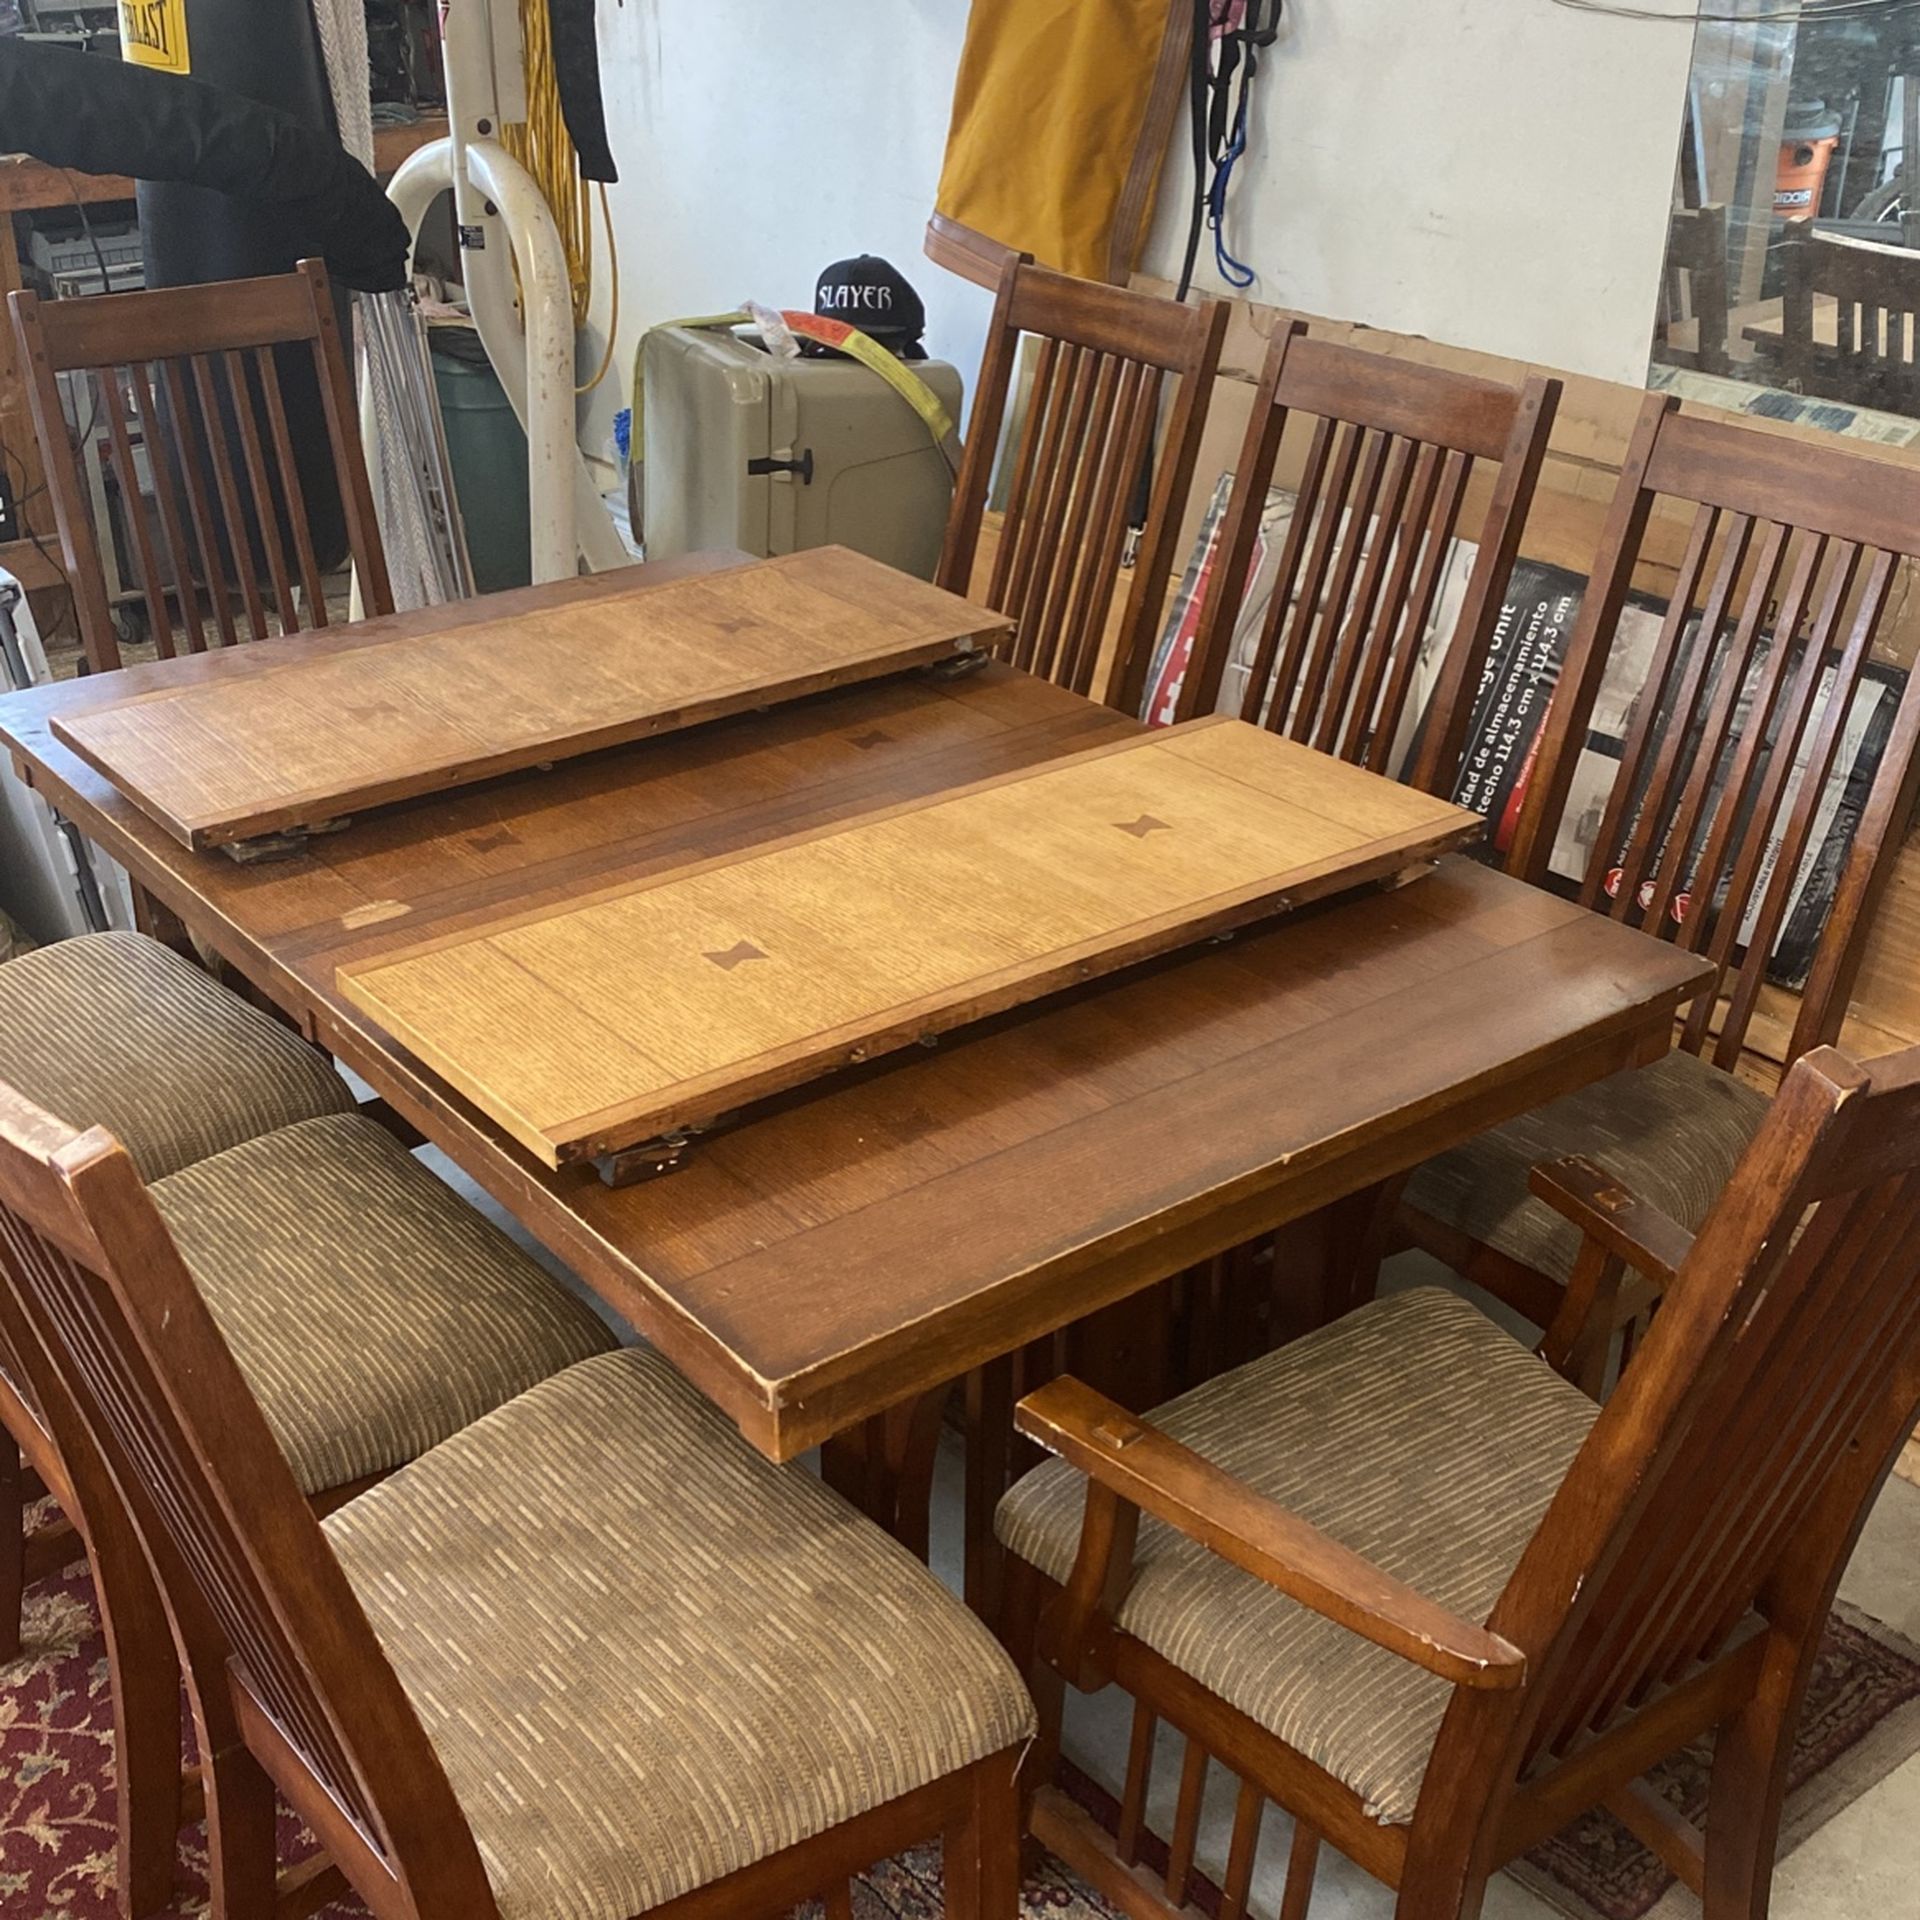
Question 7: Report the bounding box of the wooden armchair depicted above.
[937,256,1225,710]
[0,1081,1032,1920]
[999,1040,1920,1919]
[1175,325,1559,796]
[8,258,391,673]
[1402,391,1920,1372]
[1779,220,1920,416]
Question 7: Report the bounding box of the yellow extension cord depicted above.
[500,0,619,393]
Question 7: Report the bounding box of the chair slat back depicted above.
[937,258,1225,712]
[8,260,392,675]
[1782,221,1920,415]
[0,1080,481,1903]
[1494,1045,1920,1770]
[1178,328,1559,794]
[1507,395,1920,1067]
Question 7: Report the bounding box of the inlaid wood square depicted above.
[48,547,1011,851]
[336,718,1483,1172]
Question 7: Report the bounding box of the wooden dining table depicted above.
[0,552,1715,1604]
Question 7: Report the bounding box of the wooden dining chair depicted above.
[0,1081,1033,1920]
[1779,220,1920,416]
[1402,391,1920,1381]
[999,1039,1920,1920]
[1173,324,1559,795]
[8,258,392,674]
[936,256,1226,711]
[0,936,616,1920]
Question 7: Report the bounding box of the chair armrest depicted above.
[1528,1157,1694,1289]
[1016,1377,1527,1692]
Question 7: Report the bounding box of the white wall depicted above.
[587,0,1699,453]
[582,0,991,461]
[1139,0,1701,385]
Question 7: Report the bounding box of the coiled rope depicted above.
[501,0,618,390]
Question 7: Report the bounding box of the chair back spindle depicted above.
[0,1083,492,1916]
[937,258,1225,712]
[1508,393,1920,1069]
[1179,325,1559,795]
[1781,220,1920,416]
[9,259,391,674]
[1481,1044,1920,1776]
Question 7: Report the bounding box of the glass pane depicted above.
[1649,4,1920,444]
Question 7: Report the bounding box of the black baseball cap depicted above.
[809,254,928,359]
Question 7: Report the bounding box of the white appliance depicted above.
[638,325,963,579]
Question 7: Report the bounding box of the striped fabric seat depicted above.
[324,1347,1036,1920]
[997,1288,1597,1825]
[1403,1049,1769,1286]
[0,932,352,1181]
[152,1114,614,1495]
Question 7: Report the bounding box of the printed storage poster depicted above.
[1144,493,1901,990]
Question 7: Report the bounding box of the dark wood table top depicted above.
[0,570,1716,1459]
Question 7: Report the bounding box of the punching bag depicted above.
[126,0,353,569]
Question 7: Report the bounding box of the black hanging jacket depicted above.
[0,37,409,292]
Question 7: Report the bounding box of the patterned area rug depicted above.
[1053,1606,1920,1920]
[1508,1604,1920,1920]
[5,1538,1919,1920]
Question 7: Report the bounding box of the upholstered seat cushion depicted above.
[1403,1049,1769,1287]
[151,1114,613,1495]
[0,931,352,1181]
[323,1347,1035,1920]
[997,1288,1597,1826]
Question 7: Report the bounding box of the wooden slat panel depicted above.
[50,547,1012,851]
[337,719,1484,1168]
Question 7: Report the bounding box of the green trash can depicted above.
[429,325,532,595]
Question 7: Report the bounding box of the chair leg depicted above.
[1702,1672,1802,1919]
[944,1749,1022,1920]
[964,1358,1014,1618]
[1278,1821,1321,1920]
[996,1553,1063,1794]
[89,1520,184,1920]
[200,1734,279,1920]
[1,1433,23,1663]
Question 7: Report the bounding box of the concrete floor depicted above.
[439,1150,1918,1920]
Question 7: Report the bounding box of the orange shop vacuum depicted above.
[1776,102,1843,217]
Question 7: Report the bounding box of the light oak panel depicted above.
[49,546,1012,851]
[337,719,1483,1167]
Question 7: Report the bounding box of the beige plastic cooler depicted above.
[637,324,962,579]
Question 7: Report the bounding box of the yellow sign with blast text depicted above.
[119,0,190,75]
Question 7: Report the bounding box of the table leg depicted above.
[819,1383,951,1562]
[1273,1172,1412,1343]
[963,1357,1014,1619]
